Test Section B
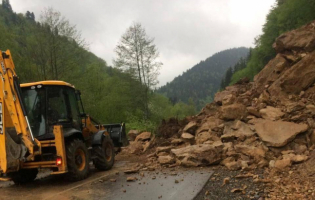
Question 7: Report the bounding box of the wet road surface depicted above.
[0,161,213,200]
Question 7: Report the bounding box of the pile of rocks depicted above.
[125,130,156,154]
[125,21,315,172]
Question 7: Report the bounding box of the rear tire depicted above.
[66,139,90,181]
[93,136,115,170]
[11,169,38,185]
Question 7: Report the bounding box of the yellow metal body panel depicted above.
[20,81,74,88]
[0,50,41,173]
[82,116,108,139]
[23,161,55,167]
[20,126,68,173]
[0,177,11,181]
[85,116,102,134]
[53,125,68,173]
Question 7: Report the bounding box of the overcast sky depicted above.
[11,0,275,86]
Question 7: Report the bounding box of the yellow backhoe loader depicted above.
[0,50,128,184]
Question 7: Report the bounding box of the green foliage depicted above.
[220,67,233,89]
[125,114,157,134]
[126,93,196,133]
[222,49,251,87]
[170,100,196,119]
[158,47,249,110]
[231,0,315,84]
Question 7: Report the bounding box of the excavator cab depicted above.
[21,83,83,140]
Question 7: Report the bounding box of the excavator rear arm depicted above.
[0,50,40,173]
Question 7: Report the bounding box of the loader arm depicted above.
[0,50,40,173]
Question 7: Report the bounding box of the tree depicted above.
[114,22,162,120]
[2,0,12,12]
[30,7,87,80]
[26,11,35,21]
[221,67,233,89]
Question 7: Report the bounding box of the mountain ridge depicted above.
[158,47,249,109]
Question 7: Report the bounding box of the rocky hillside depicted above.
[122,21,315,199]
[158,47,249,109]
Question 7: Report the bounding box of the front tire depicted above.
[66,139,90,181]
[93,136,115,170]
[11,169,38,185]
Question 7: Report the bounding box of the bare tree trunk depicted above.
[133,26,142,85]
[139,42,149,119]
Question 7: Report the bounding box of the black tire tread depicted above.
[93,136,115,171]
[66,139,89,181]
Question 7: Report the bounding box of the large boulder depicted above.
[234,144,266,162]
[128,141,144,154]
[285,102,305,113]
[273,21,315,53]
[247,107,261,118]
[221,120,255,141]
[171,141,224,166]
[214,90,231,104]
[199,103,220,116]
[196,117,223,134]
[222,94,236,105]
[180,156,200,167]
[143,135,155,152]
[195,131,220,144]
[183,121,198,135]
[219,103,247,120]
[214,85,241,105]
[253,119,308,147]
[253,54,289,94]
[259,106,284,121]
[268,51,315,97]
[158,155,175,165]
[135,132,152,142]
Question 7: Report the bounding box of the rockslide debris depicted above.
[123,20,315,172]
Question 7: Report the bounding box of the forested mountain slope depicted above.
[158,47,249,109]
[0,4,142,124]
[0,2,195,130]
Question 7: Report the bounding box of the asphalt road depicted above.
[0,161,213,200]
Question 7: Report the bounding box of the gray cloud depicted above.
[10,0,275,86]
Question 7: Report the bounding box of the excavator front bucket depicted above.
[103,123,129,147]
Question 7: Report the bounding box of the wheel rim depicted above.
[75,148,86,171]
[104,142,113,161]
